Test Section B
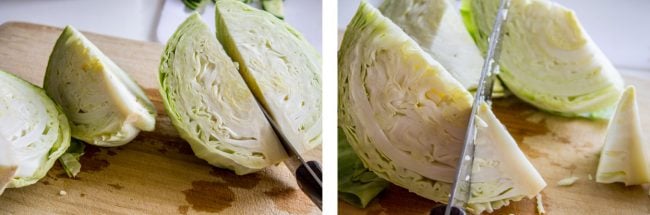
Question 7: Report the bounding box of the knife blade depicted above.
[432,0,511,214]
[254,98,323,210]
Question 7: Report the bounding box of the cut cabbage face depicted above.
[160,13,287,175]
[461,0,624,118]
[0,70,71,188]
[339,2,545,213]
[596,86,650,185]
[216,0,322,154]
[379,0,504,96]
[44,26,156,147]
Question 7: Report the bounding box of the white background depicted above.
[339,0,650,71]
[0,0,322,51]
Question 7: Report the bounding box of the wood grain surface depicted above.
[0,22,321,215]
[336,37,650,214]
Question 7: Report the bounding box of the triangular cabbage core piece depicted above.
[596,86,650,185]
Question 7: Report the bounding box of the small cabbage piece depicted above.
[596,86,650,185]
[44,26,156,147]
[261,0,284,20]
[338,127,389,208]
[379,0,504,96]
[160,13,287,175]
[0,136,17,195]
[216,0,322,154]
[59,139,85,178]
[339,2,545,213]
[461,0,624,118]
[0,70,71,188]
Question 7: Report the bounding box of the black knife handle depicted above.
[295,160,322,210]
[430,205,465,215]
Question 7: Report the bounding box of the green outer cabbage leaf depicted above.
[461,0,624,118]
[44,26,156,147]
[339,2,545,213]
[160,13,287,175]
[0,70,71,188]
[216,0,322,155]
[58,139,85,178]
[338,127,389,208]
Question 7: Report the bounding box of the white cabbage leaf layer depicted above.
[462,0,624,118]
[379,0,505,96]
[159,13,287,175]
[44,26,156,147]
[596,86,650,185]
[0,70,71,188]
[216,0,322,154]
[339,2,545,214]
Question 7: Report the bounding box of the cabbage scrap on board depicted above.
[596,86,650,185]
[216,0,322,155]
[160,13,287,175]
[44,26,156,147]
[379,0,504,97]
[339,2,545,213]
[461,0,624,118]
[0,70,71,189]
[338,127,389,208]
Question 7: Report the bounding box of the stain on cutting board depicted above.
[182,180,235,213]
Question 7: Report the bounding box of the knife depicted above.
[430,0,510,214]
[254,99,323,210]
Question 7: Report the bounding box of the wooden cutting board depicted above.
[337,41,650,215]
[0,22,321,215]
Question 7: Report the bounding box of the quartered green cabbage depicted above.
[379,0,504,97]
[160,13,287,175]
[339,2,545,213]
[596,86,650,185]
[338,127,389,208]
[44,26,156,147]
[0,70,71,189]
[216,0,322,155]
[461,0,624,118]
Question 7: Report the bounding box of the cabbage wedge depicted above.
[339,2,545,213]
[596,86,650,185]
[44,26,156,147]
[216,0,322,154]
[0,70,71,188]
[160,13,287,175]
[461,0,624,118]
[379,0,504,97]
